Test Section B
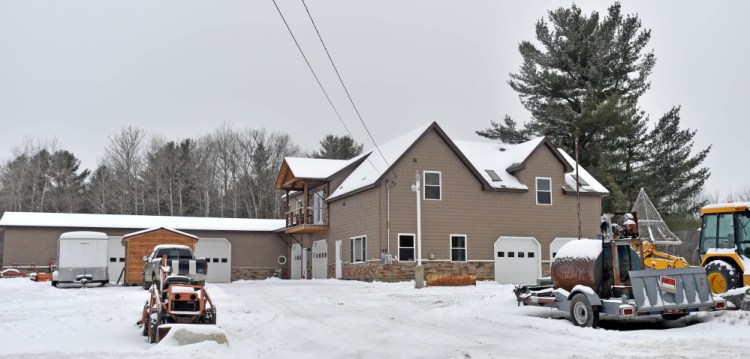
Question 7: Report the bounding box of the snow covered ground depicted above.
[1,278,749,359]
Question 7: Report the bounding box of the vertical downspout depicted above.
[386,180,391,255]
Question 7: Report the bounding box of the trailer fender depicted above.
[569,285,602,306]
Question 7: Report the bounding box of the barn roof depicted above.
[0,212,285,232]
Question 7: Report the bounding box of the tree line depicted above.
[0,126,362,219]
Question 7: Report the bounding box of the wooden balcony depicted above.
[285,207,329,234]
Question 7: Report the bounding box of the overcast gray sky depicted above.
[0,1,746,200]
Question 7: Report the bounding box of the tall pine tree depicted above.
[478,2,708,212]
[642,107,710,218]
[312,134,363,160]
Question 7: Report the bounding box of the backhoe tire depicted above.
[570,293,599,328]
[705,261,741,294]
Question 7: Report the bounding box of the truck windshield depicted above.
[155,248,192,260]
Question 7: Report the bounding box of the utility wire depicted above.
[271,0,382,174]
[301,0,390,168]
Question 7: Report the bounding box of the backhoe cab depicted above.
[699,203,750,293]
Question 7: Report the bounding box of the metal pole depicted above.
[413,172,424,288]
[416,174,422,266]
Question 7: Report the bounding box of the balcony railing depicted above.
[285,207,328,234]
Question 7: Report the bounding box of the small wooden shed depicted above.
[121,227,198,285]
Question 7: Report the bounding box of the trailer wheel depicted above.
[51,281,58,287]
[570,293,599,328]
[705,261,740,294]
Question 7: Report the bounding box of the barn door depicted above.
[312,239,328,279]
[335,240,342,279]
[291,244,302,280]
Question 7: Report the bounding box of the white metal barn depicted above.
[494,236,541,284]
[195,238,232,283]
[107,236,125,284]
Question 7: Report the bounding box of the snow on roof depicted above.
[152,244,193,251]
[59,231,109,240]
[453,138,546,190]
[328,122,432,200]
[327,123,609,200]
[123,227,198,239]
[284,157,355,179]
[702,202,750,211]
[0,212,285,232]
[557,149,610,194]
[553,239,603,261]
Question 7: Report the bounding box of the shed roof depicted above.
[0,212,284,232]
[122,227,198,240]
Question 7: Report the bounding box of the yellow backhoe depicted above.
[699,203,750,294]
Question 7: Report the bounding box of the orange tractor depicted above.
[138,256,217,343]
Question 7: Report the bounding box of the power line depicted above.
[271,0,383,173]
[270,0,355,148]
[300,0,390,168]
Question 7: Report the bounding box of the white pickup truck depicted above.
[141,244,208,289]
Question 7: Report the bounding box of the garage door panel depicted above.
[494,236,541,284]
[195,238,232,283]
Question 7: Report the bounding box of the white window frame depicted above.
[450,234,467,262]
[351,235,367,264]
[398,233,416,262]
[535,177,552,205]
[423,170,442,201]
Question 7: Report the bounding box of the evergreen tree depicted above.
[48,150,90,213]
[641,107,710,218]
[312,134,363,160]
[478,2,708,212]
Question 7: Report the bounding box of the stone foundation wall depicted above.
[231,267,280,281]
[331,261,495,282]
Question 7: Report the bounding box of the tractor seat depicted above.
[163,275,191,290]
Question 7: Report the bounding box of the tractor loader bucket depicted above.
[155,324,228,346]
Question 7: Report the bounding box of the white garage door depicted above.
[195,238,232,283]
[494,236,541,284]
[107,236,125,284]
[291,244,302,280]
[550,237,577,264]
[312,239,328,279]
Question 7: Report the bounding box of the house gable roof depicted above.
[296,122,608,202]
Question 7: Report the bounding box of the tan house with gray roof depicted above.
[275,122,609,283]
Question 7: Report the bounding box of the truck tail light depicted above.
[620,307,635,317]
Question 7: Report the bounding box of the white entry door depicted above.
[494,236,541,284]
[312,240,328,279]
[291,244,302,280]
[335,240,342,279]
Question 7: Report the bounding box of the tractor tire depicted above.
[705,261,741,294]
[570,293,599,328]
